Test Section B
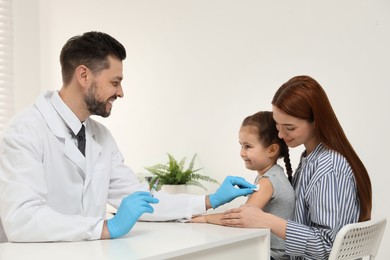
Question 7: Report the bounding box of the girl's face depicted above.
[239,126,275,175]
[272,106,319,153]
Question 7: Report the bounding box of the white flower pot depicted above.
[160,184,189,194]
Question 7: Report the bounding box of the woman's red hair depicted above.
[272,75,372,221]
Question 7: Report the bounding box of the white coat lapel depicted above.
[64,139,87,174]
[34,93,66,138]
[35,92,87,175]
[84,126,102,189]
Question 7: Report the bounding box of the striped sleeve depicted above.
[285,152,359,259]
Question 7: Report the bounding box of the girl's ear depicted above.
[268,143,280,157]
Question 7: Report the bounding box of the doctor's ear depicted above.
[75,65,90,87]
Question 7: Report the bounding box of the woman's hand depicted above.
[221,204,288,239]
[191,215,207,223]
[221,204,266,228]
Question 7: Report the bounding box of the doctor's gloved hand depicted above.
[208,176,256,208]
[107,191,159,239]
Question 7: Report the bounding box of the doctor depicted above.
[0,31,256,243]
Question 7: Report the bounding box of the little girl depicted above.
[192,111,295,260]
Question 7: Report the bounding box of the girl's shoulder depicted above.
[263,164,288,180]
[263,164,293,188]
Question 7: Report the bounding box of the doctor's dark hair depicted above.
[272,75,372,221]
[60,31,127,85]
[242,111,292,183]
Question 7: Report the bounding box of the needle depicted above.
[150,179,159,196]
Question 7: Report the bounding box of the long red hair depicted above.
[272,75,372,221]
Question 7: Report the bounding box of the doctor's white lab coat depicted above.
[0,91,205,243]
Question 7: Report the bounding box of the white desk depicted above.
[0,222,270,259]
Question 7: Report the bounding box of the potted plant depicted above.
[145,153,218,194]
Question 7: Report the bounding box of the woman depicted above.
[221,75,372,259]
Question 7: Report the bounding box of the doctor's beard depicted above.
[85,82,112,118]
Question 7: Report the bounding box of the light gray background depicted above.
[13,0,389,258]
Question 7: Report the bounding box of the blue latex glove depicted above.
[107,191,159,238]
[209,176,256,208]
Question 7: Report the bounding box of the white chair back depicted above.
[328,218,387,260]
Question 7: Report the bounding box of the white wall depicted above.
[13,0,40,110]
[14,0,390,258]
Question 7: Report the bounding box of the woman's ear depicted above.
[268,143,280,157]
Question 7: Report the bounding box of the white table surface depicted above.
[0,222,270,260]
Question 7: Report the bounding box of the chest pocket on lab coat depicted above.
[91,163,111,206]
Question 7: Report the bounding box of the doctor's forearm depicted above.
[100,220,110,239]
[205,195,212,210]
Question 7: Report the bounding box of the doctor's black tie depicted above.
[76,125,86,156]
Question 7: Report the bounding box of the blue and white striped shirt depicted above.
[285,143,360,260]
